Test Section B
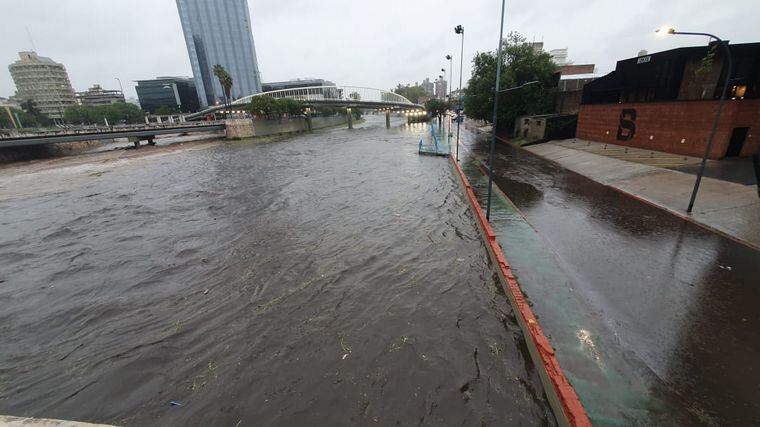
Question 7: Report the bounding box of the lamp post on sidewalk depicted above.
[441,68,447,100]
[486,80,540,219]
[656,26,733,214]
[486,0,507,220]
[114,77,125,96]
[445,55,453,101]
[455,24,465,162]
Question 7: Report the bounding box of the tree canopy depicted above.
[425,99,449,117]
[393,84,427,104]
[464,32,558,130]
[1,107,41,129]
[213,64,234,106]
[63,102,145,125]
[19,100,51,125]
[247,96,304,118]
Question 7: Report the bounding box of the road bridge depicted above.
[0,122,225,148]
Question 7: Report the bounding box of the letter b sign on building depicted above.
[616,109,636,141]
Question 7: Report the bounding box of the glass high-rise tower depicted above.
[176,0,263,108]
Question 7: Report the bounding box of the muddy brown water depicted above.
[0,116,556,426]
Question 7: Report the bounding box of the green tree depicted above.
[20,99,51,125]
[0,107,39,128]
[464,32,557,130]
[212,64,233,109]
[247,96,281,118]
[425,99,449,117]
[348,91,361,101]
[279,98,305,116]
[63,102,145,125]
[154,106,180,115]
[393,84,427,104]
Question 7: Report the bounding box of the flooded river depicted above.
[0,116,556,426]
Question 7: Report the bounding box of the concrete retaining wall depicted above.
[0,140,100,164]
[311,115,348,130]
[225,115,348,139]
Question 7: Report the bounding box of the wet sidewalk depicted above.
[458,127,760,425]
[524,139,760,249]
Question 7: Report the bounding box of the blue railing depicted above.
[418,120,450,156]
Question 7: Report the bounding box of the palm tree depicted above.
[212,64,234,113]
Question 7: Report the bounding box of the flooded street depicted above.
[458,129,760,425]
[0,116,556,426]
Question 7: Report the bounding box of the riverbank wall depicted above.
[0,140,100,164]
[226,115,348,138]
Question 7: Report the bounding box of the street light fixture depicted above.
[656,26,733,213]
[454,25,465,162]
[486,0,507,220]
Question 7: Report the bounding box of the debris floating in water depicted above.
[170,400,182,407]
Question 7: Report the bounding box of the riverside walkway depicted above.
[457,123,760,425]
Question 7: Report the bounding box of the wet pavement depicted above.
[457,126,760,426]
[0,116,556,426]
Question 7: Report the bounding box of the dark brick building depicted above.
[577,42,760,159]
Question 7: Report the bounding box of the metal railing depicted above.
[0,120,225,140]
[232,85,415,106]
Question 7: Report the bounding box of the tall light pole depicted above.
[114,77,124,97]
[441,68,447,100]
[454,25,465,162]
[438,74,444,136]
[486,0,507,220]
[657,26,733,213]
[445,55,453,101]
[484,80,540,218]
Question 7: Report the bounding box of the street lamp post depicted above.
[438,74,444,136]
[445,55,453,101]
[486,0,507,220]
[114,77,125,97]
[656,27,733,213]
[441,68,447,100]
[454,25,465,162]
[485,81,539,219]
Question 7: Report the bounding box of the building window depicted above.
[731,85,747,99]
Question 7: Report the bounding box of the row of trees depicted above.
[63,102,145,125]
[2,99,145,128]
[464,32,558,130]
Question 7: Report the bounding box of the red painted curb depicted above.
[449,154,591,427]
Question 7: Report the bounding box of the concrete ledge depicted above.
[0,415,117,427]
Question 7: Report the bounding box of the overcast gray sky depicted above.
[1,0,758,100]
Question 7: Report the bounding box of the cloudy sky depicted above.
[1,0,758,99]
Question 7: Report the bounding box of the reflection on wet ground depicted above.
[0,116,556,426]
[458,128,760,426]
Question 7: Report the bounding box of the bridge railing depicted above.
[232,85,415,107]
[0,120,225,140]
